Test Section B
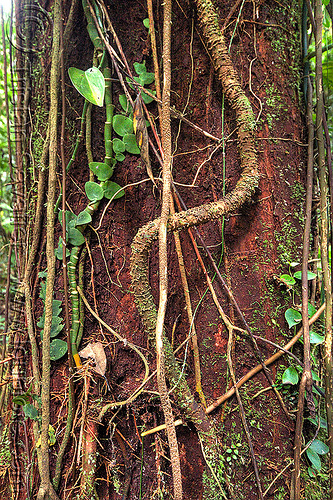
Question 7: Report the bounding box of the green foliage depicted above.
[12,385,40,421]
[85,181,104,201]
[89,162,113,181]
[282,366,299,385]
[37,271,67,360]
[113,115,133,136]
[102,181,125,200]
[68,67,105,107]
[285,308,302,328]
[50,338,68,361]
[123,134,140,154]
[306,438,330,477]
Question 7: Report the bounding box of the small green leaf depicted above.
[308,466,316,478]
[85,181,104,201]
[52,300,62,316]
[115,152,125,162]
[279,274,296,287]
[68,67,105,107]
[58,210,76,227]
[23,403,39,421]
[55,237,70,260]
[285,308,302,328]
[308,416,327,429]
[143,18,150,29]
[50,339,68,361]
[309,331,324,344]
[282,366,299,385]
[311,370,320,382]
[141,89,156,104]
[308,303,317,318]
[309,439,329,455]
[89,162,113,181]
[13,394,30,405]
[112,138,126,153]
[119,94,133,113]
[113,115,133,136]
[139,72,155,85]
[76,210,92,226]
[134,61,147,75]
[68,227,85,246]
[103,181,125,200]
[306,448,321,471]
[293,270,317,281]
[50,317,64,338]
[123,134,140,154]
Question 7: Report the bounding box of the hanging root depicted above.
[130,0,258,495]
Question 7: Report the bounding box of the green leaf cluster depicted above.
[37,271,67,361]
[12,385,40,421]
[306,439,329,477]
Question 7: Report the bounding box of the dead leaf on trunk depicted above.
[79,342,107,376]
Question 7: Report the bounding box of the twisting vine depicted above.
[156,0,183,498]
[37,0,61,498]
[130,0,259,494]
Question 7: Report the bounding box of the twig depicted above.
[76,286,149,419]
[170,196,206,406]
[206,303,326,414]
[226,321,264,499]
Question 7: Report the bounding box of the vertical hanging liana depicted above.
[315,1,333,498]
[156,0,183,498]
[36,0,61,498]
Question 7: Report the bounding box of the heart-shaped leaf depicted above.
[89,162,113,181]
[293,270,317,281]
[103,181,125,200]
[285,308,302,328]
[113,115,133,136]
[309,331,324,344]
[282,366,299,385]
[55,237,70,260]
[308,303,317,318]
[68,67,105,107]
[309,439,329,455]
[75,210,92,226]
[68,227,85,246]
[115,152,125,162]
[134,61,147,75]
[141,89,156,104]
[85,181,104,201]
[119,94,133,113]
[112,138,126,153]
[23,404,39,421]
[50,339,68,361]
[306,448,321,471]
[279,274,296,287]
[123,134,140,154]
[137,72,155,85]
[58,210,76,227]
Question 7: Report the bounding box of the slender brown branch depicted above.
[206,303,326,414]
